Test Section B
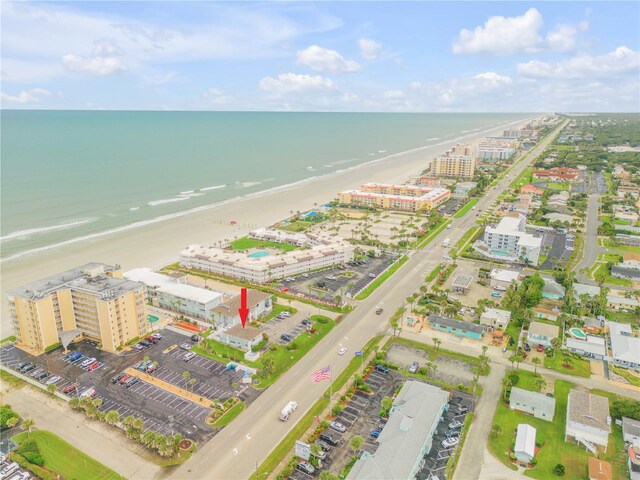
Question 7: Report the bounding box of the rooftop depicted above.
[543,279,566,298]
[623,417,640,440]
[514,424,536,458]
[481,308,512,323]
[490,268,521,283]
[567,389,611,432]
[212,289,272,317]
[7,263,143,301]
[428,314,485,335]
[225,323,264,341]
[528,321,559,339]
[609,321,640,364]
[124,268,223,305]
[510,387,556,417]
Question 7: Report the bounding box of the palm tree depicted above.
[432,337,442,351]
[490,424,503,439]
[508,354,520,370]
[173,433,183,457]
[21,418,35,435]
[46,383,57,395]
[535,378,547,392]
[105,410,120,426]
[531,357,541,374]
[133,417,145,431]
[183,371,191,389]
[189,378,197,393]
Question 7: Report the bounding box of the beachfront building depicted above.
[248,228,309,246]
[476,137,518,162]
[514,424,537,463]
[210,290,272,328]
[430,153,476,179]
[338,183,450,212]
[6,263,147,354]
[124,268,224,320]
[609,322,640,370]
[565,389,611,453]
[346,381,449,480]
[475,214,542,264]
[180,239,354,284]
[509,388,556,421]
[479,308,511,331]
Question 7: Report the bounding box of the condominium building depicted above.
[124,268,225,320]
[430,154,476,178]
[6,263,147,354]
[180,240,354,283]
[338,183,450,212]
[477,137,519,162]
[477,214,542,264]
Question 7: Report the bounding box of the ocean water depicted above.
[1,111,529,260]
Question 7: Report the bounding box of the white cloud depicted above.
[453,8,588,55]
[205,88,234,105]
[517,46,640,79]
[62,54,127,75]
[474,72,513,86]
[409,81,422,90]
[358,38,382,60]
[382,90,405,99]
[296,45,361,73]
[341,93,360,103]
[1,88,51,103]
[259,73,336,97]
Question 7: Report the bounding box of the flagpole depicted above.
[329,364,332,414]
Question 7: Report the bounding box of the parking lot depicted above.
[0,329,260,444]
[278,253,399,301]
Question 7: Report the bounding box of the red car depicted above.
[537,344,544,352]
[63,384,78,394]
[87,361,101,371]
[145,336,158,344]
[119,374,131,385]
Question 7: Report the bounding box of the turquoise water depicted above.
[569,328,587,339]
[1,111,530,259]
[491,249,512,257]
[248,251,270,258]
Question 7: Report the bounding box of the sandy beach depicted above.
[0,114,539,333]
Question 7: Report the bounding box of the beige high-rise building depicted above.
[430,155,476,178]
[6,263,147,355]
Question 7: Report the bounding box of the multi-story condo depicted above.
[430,153,476,178]
[477,214,542,264]
[180,240,354,283]
[477,137,519,162]
[338,183,450,212]
[6,263,147,354]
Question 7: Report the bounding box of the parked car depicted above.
[19,363,34,372]
[17,361,30,370]
[80,387,96,398]
[183,352,197,362]
[457,405,469,414]
[45,375,61,385]
[119,375,131,385]
[297,461,315,475]
[375,364,389,374]
[180,343,192,351]
[368,273,376,278]
[111,373,126,384]
[338,347,347,356]
[448,419,463,429]
[491,292,502,297]
[445,428,460,437]
[124,377,139,388]
[301,319,311,326]
[132,344,144,351]
[87,362,101,372]
[21,364,36,373]
[190,334,200,342]
[319,432,340,446]
[523,343,531,352]
[315,440,332,452]
[330,421,346,433]
[151,332,162,339]
[146,336,158,344]
[537,344,544,352]
[35,371,50,381]
[371,428,382,438]
[494,285,507,291]
[139,340,151,348]
[375,308,383,315]
[442,437,459,448]
[281,311,291,317]
[280,334,294,343]
[81,358,96,367]
[146,364,158,374]
[408,362,420,374]
[63,384,78,394]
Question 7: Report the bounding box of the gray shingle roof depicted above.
[567,389,611,432]
[428,314,485,335]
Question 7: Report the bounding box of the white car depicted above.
[448,419,463,429]
[81,357,96,367]
[442,436,459,448]
[494,285,507,291]
[282,311,291,317]
[45,375,61,385]
[338,347,347,356]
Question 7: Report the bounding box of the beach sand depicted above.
[0,115,539,333]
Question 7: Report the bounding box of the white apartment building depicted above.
[478,214,542,264]
[179,241,354,283]
[477,137,518,162]
[124,268,225,320]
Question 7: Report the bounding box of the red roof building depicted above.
[532,167,579,182]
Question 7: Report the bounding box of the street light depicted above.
[254,460,268,480]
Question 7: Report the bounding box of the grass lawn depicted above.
[262,303,298,323]
[415,219,450,249]
[509,167,533,189]
[275,221,312,232]
[355,255,408,300]
[613,218,632,226]
[453,198,479,218]
[489,380,628,480]
[543,350,591,378]
[212,401,245,427]
[13,431,123,480]
[0,336,16,345]
[505,322,522,351]
[0,369,25,389]
[602,237,640,253]
[611,366,640,387]
[229,237,298,252]
[546,183,569,190]
[511,369,546,392]
[606,311,640,329]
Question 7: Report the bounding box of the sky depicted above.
[1,1,639,112]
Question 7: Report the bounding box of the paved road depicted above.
[3,388,160,480]
[575,191,603,284]
[169,120,567,480]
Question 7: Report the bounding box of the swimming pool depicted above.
[569,327,587,339]
[248,251,270,258]
[491,249,511,257]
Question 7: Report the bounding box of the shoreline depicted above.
[0,113,540,331]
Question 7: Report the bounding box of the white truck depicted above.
[442,238,451,248]
[279,401,298,421]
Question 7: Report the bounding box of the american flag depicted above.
[309,365,331,383]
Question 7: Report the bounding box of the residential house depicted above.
[489,269,522,289]
[543,213,574,224]
[479,308,511,331]
[566,336,607,360]
[210,290,273,328]
[583,317,604,335]
[542,279,566,300]
[610,265,640,281]
[617,182,640,198]
[609,322,640,370]
[514,424,537,464]
[623,417,640,448]
[509,387,556,421]
[346,381,449,480]
[533,307,560,322]
[565,389,611,453]
[607,294,640,311]
[428,314,484,340]
[527,322,559,348]
[521,184,544,196]
[218,324,265,352]
[588,458,612,480]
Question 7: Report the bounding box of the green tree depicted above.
[554,464,565,476]
[105,410,120,426]
[531,357,541,374]
[5,417,19,429]
[46,384,57,396]
[490,424,502,439]
[508,354,520,370]
[349,435,364,454]
[261,357,276,378]
[182,371,191,389]
[21,418,35,435]
[432,337,442,351]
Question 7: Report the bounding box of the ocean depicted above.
[1,111,530,260]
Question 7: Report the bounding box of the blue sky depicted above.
[1,1,638,111]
